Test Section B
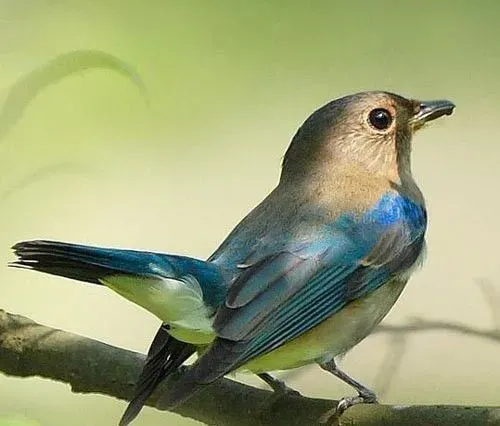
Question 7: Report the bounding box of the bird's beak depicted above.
[410,99,455,130]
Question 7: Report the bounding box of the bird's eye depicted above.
[368,108,393,130]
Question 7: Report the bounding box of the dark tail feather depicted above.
[120,325,196,426]
[10,240,120,284]
[159,338,247,410]
[10,239,167,285]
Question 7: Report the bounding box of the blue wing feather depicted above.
[212,192,426,370]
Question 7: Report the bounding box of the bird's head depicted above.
[281,91,454,185]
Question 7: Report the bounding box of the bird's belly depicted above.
[241,278,407,373]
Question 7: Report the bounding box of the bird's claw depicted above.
[319,392,378,424]
[258,373,301,397]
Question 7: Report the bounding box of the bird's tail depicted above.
[10,240,220,425]
[10,240,226,326]
[119,325,196,426]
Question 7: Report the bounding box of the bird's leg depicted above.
[257,372,300,396]
[318,359,378,423]
[256,372,301,417]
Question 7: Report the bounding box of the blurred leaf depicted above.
[0,162,99,203]
[0,49,149,142]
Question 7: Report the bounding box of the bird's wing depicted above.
[206,196,426,376]
[213,223,423,368]
[160,194,426,407]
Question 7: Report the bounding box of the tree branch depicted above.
[376,320,500,342]
[0,309,498,426]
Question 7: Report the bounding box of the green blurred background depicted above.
[1,1,499,425]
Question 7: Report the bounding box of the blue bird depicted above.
[10,91,454,425]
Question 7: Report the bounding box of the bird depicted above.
[10,91,455,425]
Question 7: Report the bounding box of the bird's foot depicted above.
[260,381,301,412]
[267,378,301,398]
[257,377,301,418]
[257,372,301,397]
[319,390,378,424]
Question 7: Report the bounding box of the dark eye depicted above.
[368,108,393,130]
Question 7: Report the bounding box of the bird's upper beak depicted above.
[410,99,455,130]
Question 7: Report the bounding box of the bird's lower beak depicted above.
[411,99,455,130]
